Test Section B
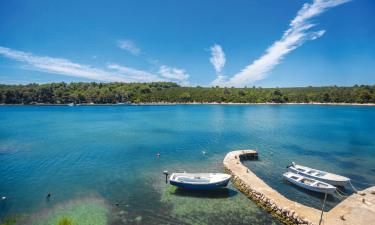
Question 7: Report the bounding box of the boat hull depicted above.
[170,178,230,190]
[169,173,231,190]
[283,172,336,195]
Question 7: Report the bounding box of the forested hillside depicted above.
[1,82,374,104]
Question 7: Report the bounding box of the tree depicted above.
[179,92,191,102]
[323,93,331,102]
[357,89,371,103]
[271,89,284,103]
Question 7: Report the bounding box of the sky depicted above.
[0,0,374,87]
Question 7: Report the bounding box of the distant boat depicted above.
[287,162,350,187]
[283,172,336,195]
[169,173,231,190]
[67,103,75,106]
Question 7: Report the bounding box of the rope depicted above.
[319,192,328,225]
[335,188,348,198]
[336,188,348,196]
[348,180,360,193]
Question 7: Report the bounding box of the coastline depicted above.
[1,102,375,106]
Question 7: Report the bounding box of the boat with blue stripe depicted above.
[169,173,231,190]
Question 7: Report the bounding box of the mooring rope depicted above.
[335,189,347,199]
[348,180,360,193]
[318,192,328,225]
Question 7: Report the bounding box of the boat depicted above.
[287,162,350,187]
[169,173,231,190]
[283,172,336,195]
[67,103,75,106]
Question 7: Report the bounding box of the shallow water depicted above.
[0,105,374,224]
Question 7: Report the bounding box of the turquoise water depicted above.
[0,105,374,224]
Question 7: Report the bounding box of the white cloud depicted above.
[0,46,129,82]
[215,0,350,87]
[209,44,226,73]
[209,44,228,86]
[0,46,191,85]
[117,39,141,55]
[107,63,163,82]
[211,75,228,87]
[159,65,189,85]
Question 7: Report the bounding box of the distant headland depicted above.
[1,82,374,105]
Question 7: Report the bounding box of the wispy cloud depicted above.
[215,0,350,87]
[107,63,162,82]
[0,46,129,82]
[117,39,141,55]
[209,44,227,86]
[116,39,190,85]
[159,65,189,85]
[0,46,192,84]
[209,44,226,73]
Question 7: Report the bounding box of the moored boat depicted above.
[169,173,231,190]
[283,172,336,195]
[287,162,350,187]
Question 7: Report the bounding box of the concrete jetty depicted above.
[223,150,375,225]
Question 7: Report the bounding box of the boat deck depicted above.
[296,164,348,181]
[223,150,375,225]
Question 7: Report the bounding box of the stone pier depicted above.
[223,150,375,225]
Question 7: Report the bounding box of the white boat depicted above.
[283,172,336,195]
[169,173,231,190]
[287,162,350,187]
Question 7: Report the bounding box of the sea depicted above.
[0,105,374,225]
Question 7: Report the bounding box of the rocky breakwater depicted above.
[223,150,375,225]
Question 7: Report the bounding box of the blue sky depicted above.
[0,0,374,87]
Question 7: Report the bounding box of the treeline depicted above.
[0,82,374,104]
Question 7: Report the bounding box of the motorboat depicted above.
[169,173,231,190]
[283,172,336,195]
[287,162,350,187]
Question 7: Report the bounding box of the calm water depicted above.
[0,105,374,224]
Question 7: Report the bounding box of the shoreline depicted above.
[1,102,375,106]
